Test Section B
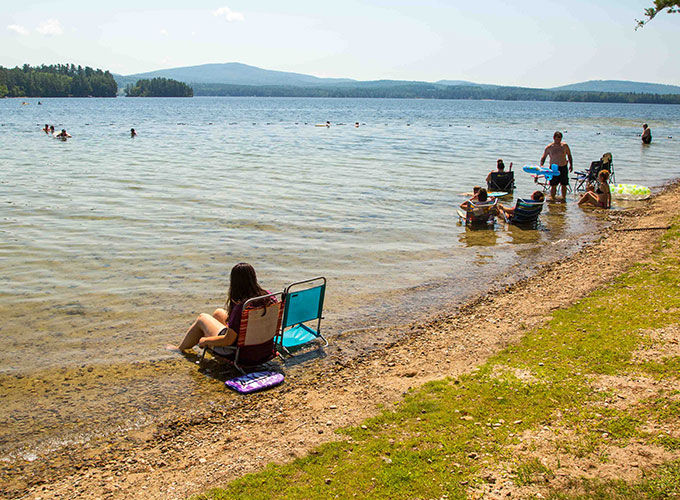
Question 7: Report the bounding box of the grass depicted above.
[195,219,680,500]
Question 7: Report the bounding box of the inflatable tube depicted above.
[487,191,509,198]
[523,164,559,180]
[611,183,651,200]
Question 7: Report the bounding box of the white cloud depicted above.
[212,6,245,22]
[160,29,168,35]
[36,19,64,36]
[7,24,30,36]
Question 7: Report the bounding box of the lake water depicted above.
[1,97,679,460]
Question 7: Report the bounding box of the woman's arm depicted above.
[198,327,238,347]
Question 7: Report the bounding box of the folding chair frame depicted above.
[277,277,328,357]
[201,291,283,374]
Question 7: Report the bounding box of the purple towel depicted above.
[225,371,284,394]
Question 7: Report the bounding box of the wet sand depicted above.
[2,182,679,500]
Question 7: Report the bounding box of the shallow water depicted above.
[1,97,679,459]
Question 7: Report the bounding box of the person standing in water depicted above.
[641,123,652,144]
[540,131,573,202]
[130,128,138,138]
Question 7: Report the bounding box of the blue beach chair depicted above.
[503,199,544,226]
[277,277,328,356]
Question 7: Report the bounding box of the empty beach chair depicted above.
[201,292,283,374]
[487,171,515,193]
[457,199,498,226]
[502,199,544,226]
[573,152,614,191]
[277,277,328,356]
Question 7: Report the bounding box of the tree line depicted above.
[192,82,680,104]
[0,64,117,98]
[125,78,193,97]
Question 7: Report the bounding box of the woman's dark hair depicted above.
[478,188,488,202]
[497,159,505,171]
[226,263,267,315]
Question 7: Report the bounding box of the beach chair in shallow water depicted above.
[502,199,543,226]
[572,152,615,191]
[201,292,284,374]
[457,199,498,226]
[276,277,328,356]
[487,171,515,193]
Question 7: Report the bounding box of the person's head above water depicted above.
[497,159,506,171]
[531,191,545,202]
[477,188,488,202]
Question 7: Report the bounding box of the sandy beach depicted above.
[1,181,678,500]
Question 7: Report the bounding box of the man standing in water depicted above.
[540,131,573,201]
[641,123,652,144]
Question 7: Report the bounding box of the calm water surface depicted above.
[1,97,679,459]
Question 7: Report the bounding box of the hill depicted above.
[114,62,354,88]
[550,79,680,94]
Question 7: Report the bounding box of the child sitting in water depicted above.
[460,188,490,211]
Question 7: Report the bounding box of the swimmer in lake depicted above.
[55,129,72,140]
[49,125,55,134]
[43,124,50,134]
[131,128,137,138]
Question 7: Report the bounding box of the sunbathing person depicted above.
[498,191,544,219]
[486,159,513,184]
[578,170,611,208]
[460,188,490,211]
[167,262,271,353]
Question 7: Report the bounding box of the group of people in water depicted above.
[461,130,613,217]
[42,124,71,139]
[41,124,138,139]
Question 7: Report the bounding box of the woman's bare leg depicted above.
[212,308,228,325]
[578,192,599,206]
[167,313,227,351]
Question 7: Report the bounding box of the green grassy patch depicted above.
[196,222,680,500]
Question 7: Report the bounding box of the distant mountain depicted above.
[114,62,355,88]
[436,80,499,89]
[550,80,680,95]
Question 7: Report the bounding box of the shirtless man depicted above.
[540,131,573,201]
[641,123,652,144]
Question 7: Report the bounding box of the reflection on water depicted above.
[1,97,679,459]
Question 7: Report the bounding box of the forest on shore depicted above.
[0,64,117,97]
[124,77,193,97]
[192,82,680,104]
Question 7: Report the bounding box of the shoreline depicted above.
[3,180,679,499]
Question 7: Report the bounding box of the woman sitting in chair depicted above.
[578,170,611,208]
[498,190,544,219]
[167,262,270,352]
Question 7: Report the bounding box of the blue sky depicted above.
[2,0,678,87]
